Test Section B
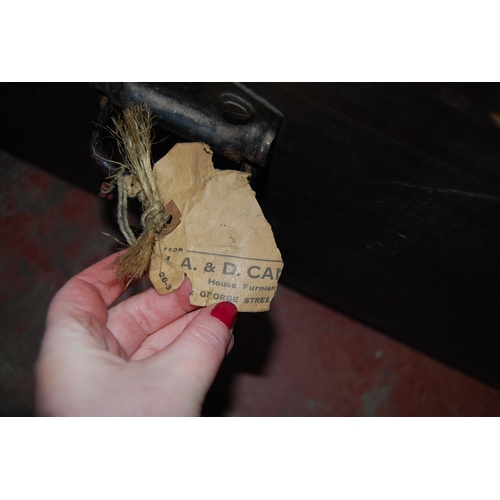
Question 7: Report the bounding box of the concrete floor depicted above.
[1,148,500,416]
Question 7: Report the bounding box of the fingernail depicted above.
[210,302,238,330]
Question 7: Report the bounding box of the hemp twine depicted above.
[109,104,171,285]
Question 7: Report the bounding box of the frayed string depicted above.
[107,104,171,284]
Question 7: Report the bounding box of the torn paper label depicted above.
[148,142,283,312]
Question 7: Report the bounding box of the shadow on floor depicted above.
[202,311,276,416]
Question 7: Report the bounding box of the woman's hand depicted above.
[35,251,237,416]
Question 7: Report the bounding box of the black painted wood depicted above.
[1,83,500,387]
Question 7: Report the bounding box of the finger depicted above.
[130,307,204,361]
[68,251,130,308]
[46,252,125,332]
[43,251,131,354]
[142,302,237,406]
[43,278,126,361]
[135,307,235,361]
[107,278,198,357]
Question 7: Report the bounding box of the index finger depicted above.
[73,251,130,307]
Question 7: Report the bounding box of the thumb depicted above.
[147,301,237,404]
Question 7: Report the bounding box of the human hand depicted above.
[35,251,237,416]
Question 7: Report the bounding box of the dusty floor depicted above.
[1,148,500,416]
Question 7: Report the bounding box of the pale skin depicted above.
[35,251,235,416]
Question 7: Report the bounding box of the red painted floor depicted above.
[1,148,500,416]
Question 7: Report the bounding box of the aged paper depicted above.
[148,142,283,312]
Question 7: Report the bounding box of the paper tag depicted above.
[148,142,283,312]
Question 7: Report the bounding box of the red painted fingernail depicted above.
[210,302,238,329]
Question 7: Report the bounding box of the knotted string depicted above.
[109,104,171,285]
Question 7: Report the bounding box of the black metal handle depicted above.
[91,82,283,170]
